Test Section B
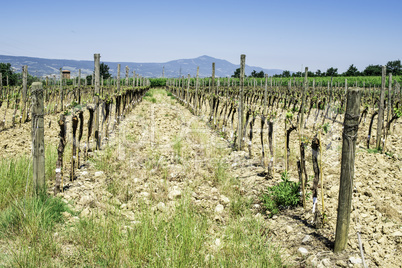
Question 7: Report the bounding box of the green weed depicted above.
[173,136,182,163]
[261,172,300,217]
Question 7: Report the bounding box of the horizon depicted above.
[1,0,401,73]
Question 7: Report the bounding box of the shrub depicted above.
[261,172,300,217]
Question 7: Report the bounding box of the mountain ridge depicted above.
[0,54,285,78]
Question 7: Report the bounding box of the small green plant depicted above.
[173,136,182,163]
[286,111,293,121]
[261,172,300,217]
[213,158,227,184]
[322,122,330,134]
[394,107,402,118]
[167,92,173,97]
[366,147,381,154]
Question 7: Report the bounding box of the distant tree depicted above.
[363,65,382,76]
[292,71,302,77]
[231,68,241,78]
[250,70,265,78]
[307,71,315,77]
[315,69,322,77]
[282,70,291,77]
[343,64,360,76]
[0,62,18,86]
[100,62,112,79]
[386,60,402,75]
[326,67,338,77]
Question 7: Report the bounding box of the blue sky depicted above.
[1,0,401,73]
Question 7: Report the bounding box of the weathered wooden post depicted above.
[299,67,308,208]
[376,66,386,150]
[195,66,199,114]
[21,65,28,124]
[0,73,2,99]
[71,114,78,181]
[386,73,392,127]
[210,62,215,121]
[125,66,129,86]
[237,55,245,150]
[78,69,81,104]
[54,114,66,195]
[264,74,268,114]
[116,64,121,124]
[383,73,393,151]
[187,74,190,106]
[59,68,64,112]
[334,88,361,253]
[94,53,101,150]
[31,82,45,193]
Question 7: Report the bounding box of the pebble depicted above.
[157,202,167,212]
[349,256,362,265]
[302,235,311,244]
[220,195,230,204]
[94,171,104,177]
[215,204,224,214]
[298,247,308,256]
[168,189,182,200]
[140,192,150,198]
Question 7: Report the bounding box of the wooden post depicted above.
[386,73,392,127]
[195,66,199,114]
[210,62,216,121]
[376,66,386,150]
[237,55,245,150]
[299,67,308,128]
[31,82,45,193]
[0,73,2,100]
[187,74,190,106]
[59,68,63,112]
[264,74,268,114]
[383,73,392,151]
[21,65,28,123]
[78,69,81,104]
[54,114,66,195]
[125,66,129,86]
[94,53,100,150]
[71,114,78,181]
[116,64,121,125]
[334,88,361,253]
[299,67,308,208]
[117,64,121,92]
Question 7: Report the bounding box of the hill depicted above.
[0,54,285,78]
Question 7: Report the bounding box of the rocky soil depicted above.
[1,88,401,267]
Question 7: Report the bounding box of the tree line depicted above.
[231,60,401,78]
[273,60,401,78]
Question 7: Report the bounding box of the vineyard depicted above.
[0,55,401,267]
